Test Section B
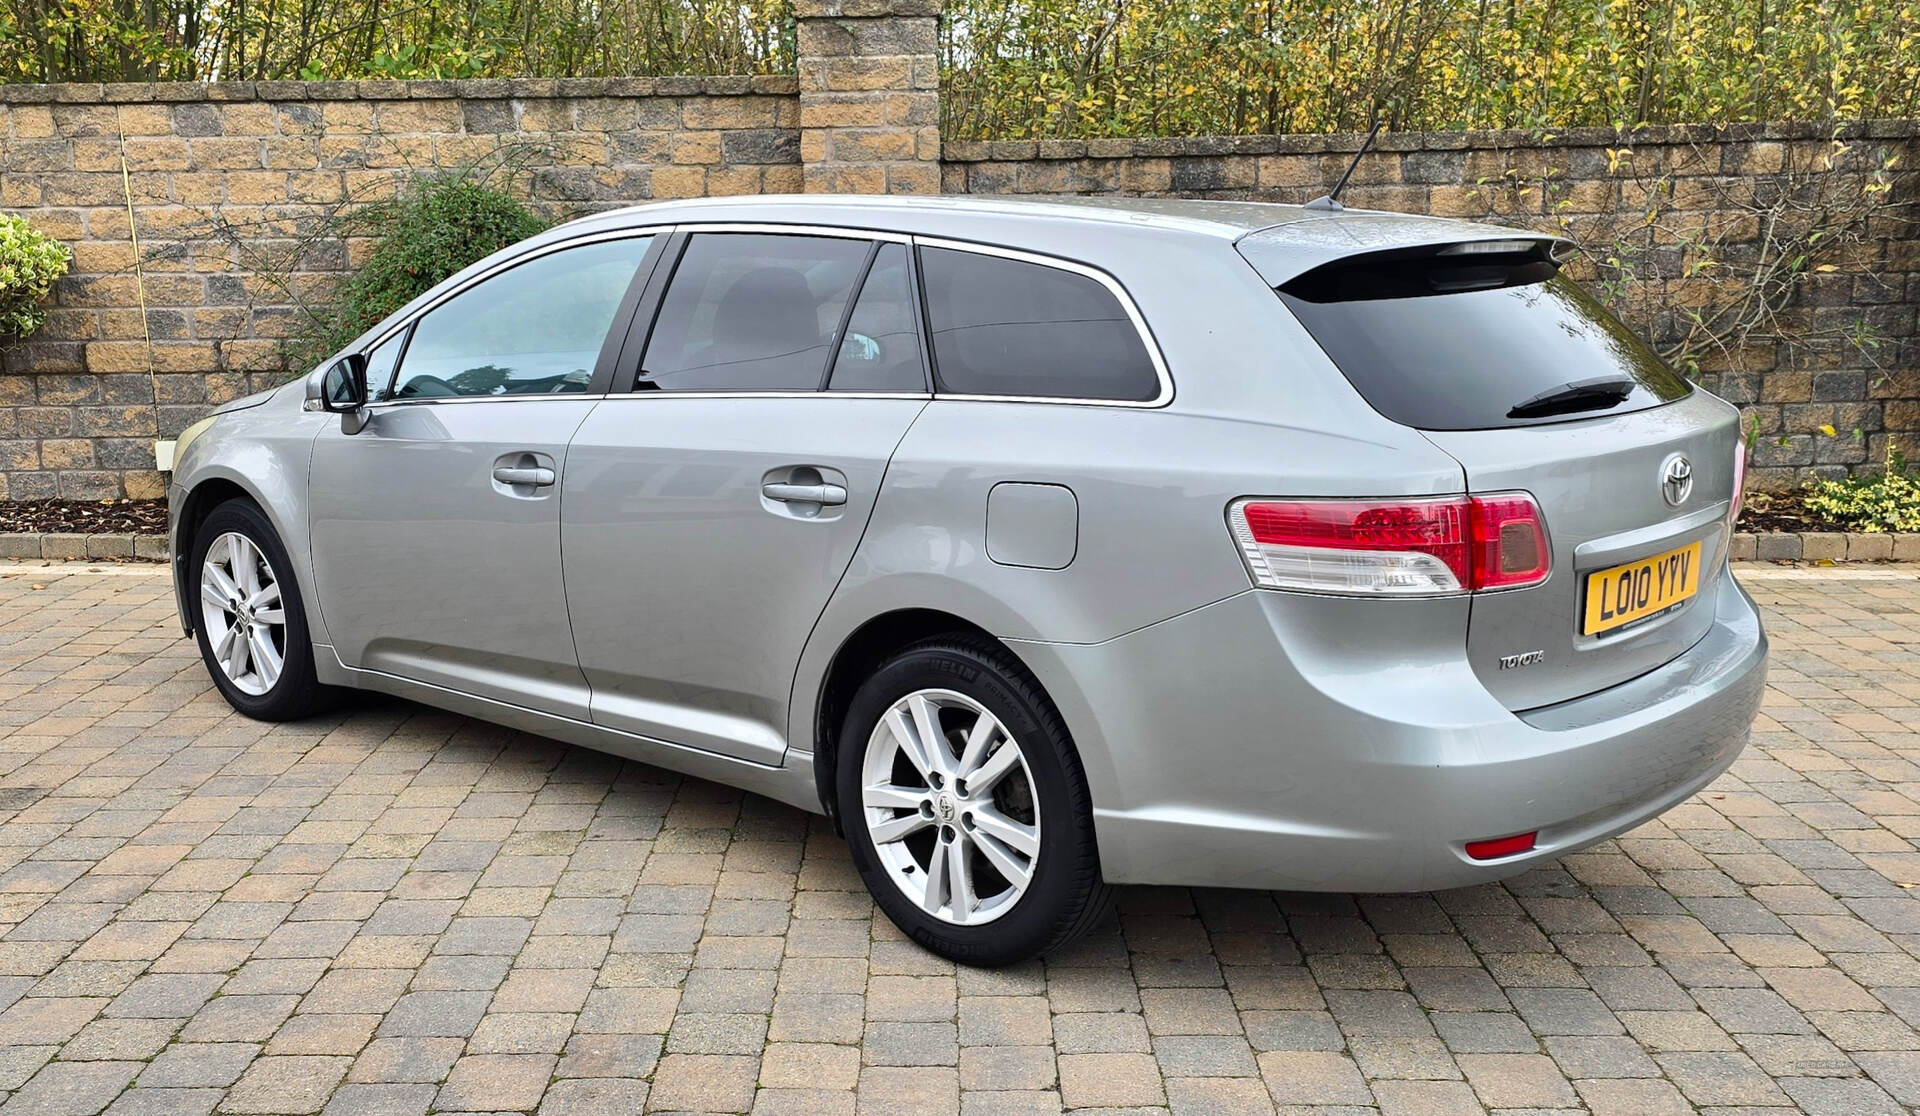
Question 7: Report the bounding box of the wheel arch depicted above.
[172,464,318,644]
[807,607,1051,834]
[173,475,260,634]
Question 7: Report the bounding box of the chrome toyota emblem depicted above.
[1660,454,1693,507]
[934,795,956,823]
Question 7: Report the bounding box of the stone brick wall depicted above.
[0,1,1914,499]
[946,123,1920,494]
[0,77,802,499]
[796,0,941,194]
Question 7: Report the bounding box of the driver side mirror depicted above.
[306,353,369,433]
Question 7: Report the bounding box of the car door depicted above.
[562,228,929,764]
[309,231,664,719]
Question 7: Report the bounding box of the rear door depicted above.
[1275,245,1741,710]
[561,229,929,764]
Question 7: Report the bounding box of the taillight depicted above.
[1729,440,1747,527]
[1469,495,1550,590]
[1229,493,1550,596]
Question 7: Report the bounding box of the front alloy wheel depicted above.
[199,531,287,696]
[190,498,332,721]
[840,636,1112,965]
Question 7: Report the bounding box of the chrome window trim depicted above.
[359,225,673,362]
[366,393,612,410]
[352,221,1174,410]
[368,391,933,411]
[667,221,914,245]
[911,235,1175,409]
[593,391,932,402]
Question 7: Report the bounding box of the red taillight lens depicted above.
[1468,494,1550,590]
[1231,497,1471,595]
[1230,492,1550,596]
[1465,831,1537,860]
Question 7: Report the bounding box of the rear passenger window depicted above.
[829,244,925,392]
[638,233,870,392]
[918,246,1160,402]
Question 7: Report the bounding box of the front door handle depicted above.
[762,482,847,506]
[494,465,556,487]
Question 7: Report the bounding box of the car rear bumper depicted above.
[1010,570,1766,893]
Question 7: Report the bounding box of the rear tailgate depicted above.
[1423,392,1740,710]
[1257,228,1743,710]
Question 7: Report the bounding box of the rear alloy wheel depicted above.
[861,689,1042,926]
[839,637,1112,964]
[190,499,332,721]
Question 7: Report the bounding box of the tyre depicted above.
[838,635,1113,965]
[190,498,333,721]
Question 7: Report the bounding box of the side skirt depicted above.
[315,645,825,814]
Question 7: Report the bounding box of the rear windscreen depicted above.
[1278,255,1690,431]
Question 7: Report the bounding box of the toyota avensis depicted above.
[169,194,1767,965]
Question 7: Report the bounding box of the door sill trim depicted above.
[324,658,823,814]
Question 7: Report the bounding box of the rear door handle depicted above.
[762,482,847,506]
[494,466,556,487]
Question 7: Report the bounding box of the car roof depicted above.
[555,193,1563,284]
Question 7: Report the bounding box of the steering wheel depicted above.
[396,374,458,398]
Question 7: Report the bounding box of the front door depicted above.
[562,231,930,763]
[308,232,662,718]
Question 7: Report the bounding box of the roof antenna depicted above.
[1304,121,1383,213]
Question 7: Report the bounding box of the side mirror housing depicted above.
[306,354,370,432]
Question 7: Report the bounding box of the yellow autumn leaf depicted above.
[1818,425,1838,437]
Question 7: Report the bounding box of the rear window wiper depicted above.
[1507,376,1636,419]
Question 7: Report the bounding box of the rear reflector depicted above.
[1229,493,1550,596]
[1465,831,1537,860]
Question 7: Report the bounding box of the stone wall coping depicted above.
[792,0,942,15]
[0,74,800,105]
[1729,531,1920,563]
[942,118,1920,161]
[0,533,168,561]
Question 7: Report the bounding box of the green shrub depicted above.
[0,212,72,341]
[1804,450,1920,533]
[286,172,550,374]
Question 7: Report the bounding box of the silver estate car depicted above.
[170,194,1767,964]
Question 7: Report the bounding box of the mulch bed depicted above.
[0,492,1864,537]
[0,499,170,535]
[1735,491,1835,534]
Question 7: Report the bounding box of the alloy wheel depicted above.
[199,531,287,697]
[860,688,1042,926]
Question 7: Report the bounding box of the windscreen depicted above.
[1278,251,1690,431]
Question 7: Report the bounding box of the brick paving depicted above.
[2,561,1920,1114]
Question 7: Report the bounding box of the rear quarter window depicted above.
[918,246,1162,402]
[1278,255,1690,431]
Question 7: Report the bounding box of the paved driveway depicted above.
[1,562,1919,1115]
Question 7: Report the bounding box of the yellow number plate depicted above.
[1582,541,1702,635]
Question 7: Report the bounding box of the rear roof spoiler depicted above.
[1235,214,1573,287]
